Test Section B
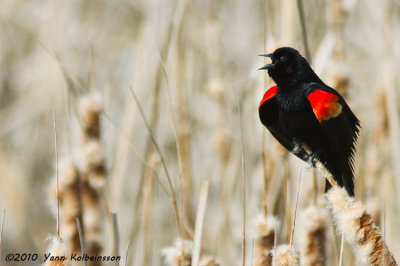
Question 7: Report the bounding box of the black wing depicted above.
[259,94,310,162]
[305,83,360,195]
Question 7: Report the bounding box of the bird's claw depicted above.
[306,153,319,168]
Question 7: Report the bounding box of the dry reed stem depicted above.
[192,180,209,266]
[53,109,60,238]
[135,0,187,247]
[325,187,397,265]
[129,87,182,235]
[289,171,302,247]
[124,241,131,266]
[252,214,280,266]
[0,209,5,264]
[76,218,88,266]
[338,234,344,266]
[271,245,299,266]
[233,85,247,266]
[112,213,119,260]
[175,35,194,231]
[141,158,154,266]
[43,236,70,266]
[297,205,329,266]
[296,0,311,62]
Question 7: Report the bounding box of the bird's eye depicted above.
[280,56,287,62]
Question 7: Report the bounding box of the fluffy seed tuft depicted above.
[271,245,299,266]
[325,187,397,265]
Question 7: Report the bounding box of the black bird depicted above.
[258,47,360,196]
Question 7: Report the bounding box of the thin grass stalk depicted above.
[192,180,209,266]
[0,209,5,264]
[233,86,247,266]
[295,0,311,62]
[141,164,154,266]
[76,217,88,266]
[112,213,119,266]
[129,87,181,235]
[289,170,302,247]
[124,241,130,266]
[338,234,344,266]
[135,0,187,242]
[157,37,193,235]
[176,30,194,232]
[52,109,60,238]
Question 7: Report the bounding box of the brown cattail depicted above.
[199,256,221,266]
[81,180,103,259]
[252,214,280,266]
[162,238,219,266]
[297,205,329,266]
[271,245,299,266]
[77,94,106,265]
[77,140,107,190]
[162,238,193,266]
[52,160,82,254]
[325,187,397,265]
[43,236,70,266]
[78,95,101,142]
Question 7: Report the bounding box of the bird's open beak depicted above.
[258,53,275,70]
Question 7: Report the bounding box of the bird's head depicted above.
[259,47,317,87]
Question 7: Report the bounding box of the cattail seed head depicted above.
[325,187,397,265]
[43,236,70,266]
[271,245,299,266]
[77,141,107,189]
[78,95,101,141]
[297,205,329,266]
[162,238,193,266]
[252,214,280,266]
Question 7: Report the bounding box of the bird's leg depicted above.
[310,153,320,167]
[292,140,314,165]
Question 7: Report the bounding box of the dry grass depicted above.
[0,0,400,265]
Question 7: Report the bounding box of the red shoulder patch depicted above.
[307,90,342,122]
[259,85,277,109]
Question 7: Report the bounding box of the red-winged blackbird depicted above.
[258,47,360,196]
